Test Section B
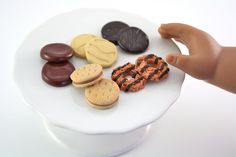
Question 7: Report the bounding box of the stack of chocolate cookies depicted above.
[40,43,75,87]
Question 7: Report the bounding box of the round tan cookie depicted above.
[85,79,120,109]
[71,34,97,58]
[86,99,117,110]
[70,64,103,88]
[85,37,118,68]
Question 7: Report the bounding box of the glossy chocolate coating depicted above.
[118,27,149,54]
[101,21,129,45]
[41,61,75,87]
[40,43,74,62]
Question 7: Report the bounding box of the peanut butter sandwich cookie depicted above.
[70,64,103,88]
[85,79,120,109]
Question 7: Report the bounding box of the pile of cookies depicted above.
[70,64,120,109]
[39,20,169,109]
[111,54,169,92]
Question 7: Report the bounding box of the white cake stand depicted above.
[14,9,185,157]
[44,120,151,157]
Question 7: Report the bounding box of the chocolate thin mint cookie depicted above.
[118,27,149,54]
[101,21,129,45]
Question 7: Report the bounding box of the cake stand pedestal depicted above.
[44,120,151,157]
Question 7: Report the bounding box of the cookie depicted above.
[85,79,120,109]
[136,54,169,82]
[40,43,74,62]
[85,101,116,109]
[111,62,147,92]
[71,34,97,58]
[101,21,129,45]
[70,64,103,88]
[118,27,149,54]
[41,61,75,87]
[85,37,118,68]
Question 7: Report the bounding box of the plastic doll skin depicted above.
[158,23,236,93]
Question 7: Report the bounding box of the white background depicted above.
[1,0,236,157]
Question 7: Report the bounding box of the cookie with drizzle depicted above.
[136,54,169,82]
[111,63,147,92]
[111,54,169,92]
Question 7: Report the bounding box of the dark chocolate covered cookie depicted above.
[41,61,75,87]
[101,21,129,45]
[40,43,74,62]
[118,27,149,54]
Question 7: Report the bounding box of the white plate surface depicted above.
[14,8,185,134]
